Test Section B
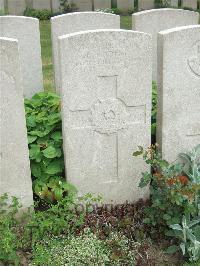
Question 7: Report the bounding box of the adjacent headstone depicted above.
[133,8,199,81]
[0,0,4,12]
[32,0,51,10]
[0,37,33,209]
[170,0,179,7]
[0,16,43,98]
[138,0,154,10]
[7,0,26,15]
[182,0,197,10]
[51,12,120,93]
[70,0,92,11]
[117,0,134,11]
[157,25,200,162]
[58,29,152,203]
[52,0,60,12]
[94,0,111,10]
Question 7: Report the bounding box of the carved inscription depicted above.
[188,41,200,77]
[70,76,146,133]
[69,75,146,184]
[186,123,200,137]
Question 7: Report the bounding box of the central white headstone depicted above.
[0,37,33,209]
[51,12,120,93]
[59,29,152,203]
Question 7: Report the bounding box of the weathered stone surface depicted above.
[7,0,26,15]
[32,0,51,10]
[157,25,200,162]
[94,0,111,9]
[0,0,4,11]
[51,12,120,92]
[133,8,199,81]
[138,0,154,10]
[52,0,60,12]
[0,37,33,209]
[0,16,43,98]
[58,29,152,203]
[182,0,197,10]
[70,0,92,11]
[169,0,178,7]
[117,0,134,11]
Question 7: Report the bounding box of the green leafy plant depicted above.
[30,228,138,265]
[133,145,200,230]
[24,8,53,20]
[0,194,21,265]
[170,216,200,261]
[25,92,68,202]
[23,191,85,249]
[151,81,157,139]
[95,8,115,14]
[60,0,78,13]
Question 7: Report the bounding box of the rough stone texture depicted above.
[58,29,152,203]
[157,25,200,162]
[0,16,43,98]
[70,0,92,11]
[0,37,33,209]
[169,0,179,7]
[138,0,154,10]
[117,0,134,11]
[133,8,199,81]
[0,0,4,11]
[32,0,51,10]
[182,0,197,10]
[7,0,26,15]
[52,0,60,12]
[51,12,120,92]
[94,0,111,9]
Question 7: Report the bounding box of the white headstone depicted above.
[32,0,51,10]
[70,0,92,11]
[157,25,200,162]
[138,0,154,10]
[0,16,43,98]
[182,0,197,10]
[170,0,178,7]
[133,8,199,81]
[117,0,134,11]
[0,37,33,209]
[52,0,60,12]
[51,12,120,93]
[7,0,26,15]
[94,0,111,10]
[0,0,4,11]
[59,29,152,203]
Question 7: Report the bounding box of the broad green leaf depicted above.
[170,224,183,231]
[51,131,62,141]
[45,160,64,175]
[43,146,58,159]
[31,162,42,178]
[165,245,179,254]
[28,135,37,144]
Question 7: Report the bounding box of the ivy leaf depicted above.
[133,146,143,157]
[28,135,37,144]
[29,145,42,162]
[31,162,42,178]
[43,146,58,159]
[165,245,179,254]
[45,159,64,175]
[51,131,62,141]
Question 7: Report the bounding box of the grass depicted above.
[39,15,132,91]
